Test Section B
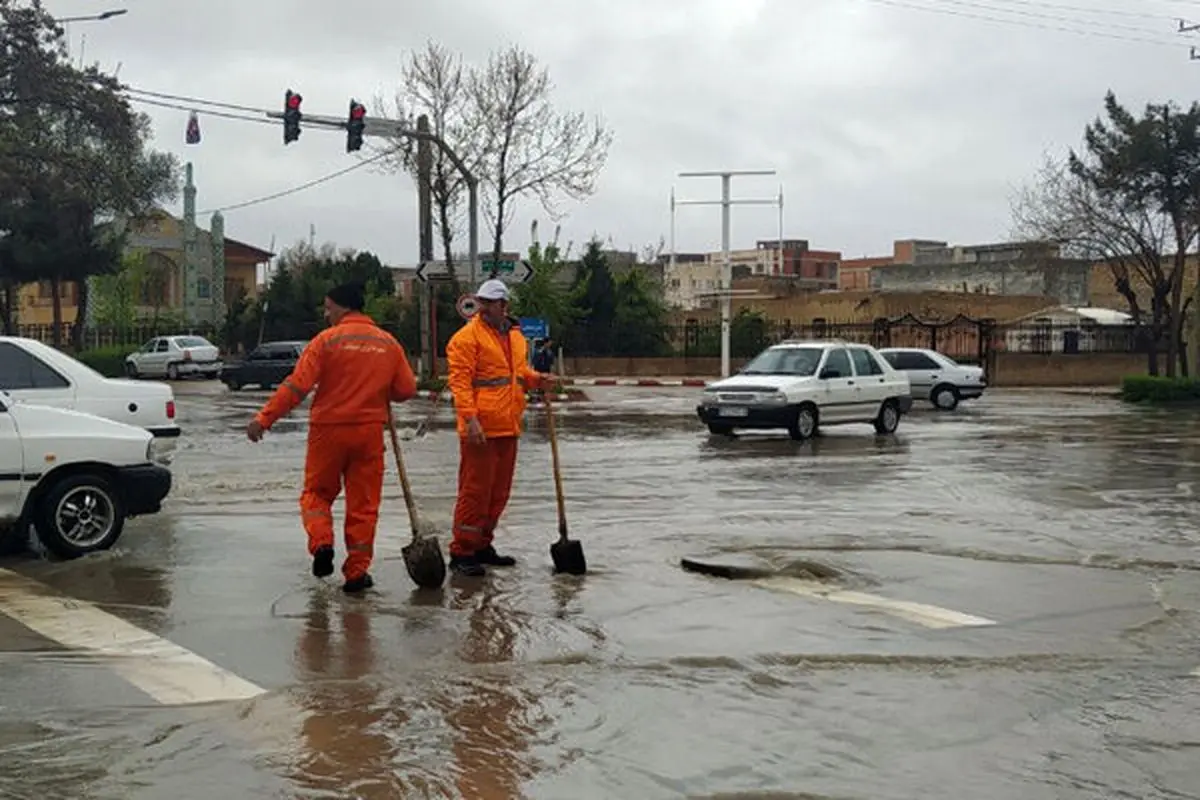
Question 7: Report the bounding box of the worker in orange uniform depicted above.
[445,278,554,577]
[246,282,418,593]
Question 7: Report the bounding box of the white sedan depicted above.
[877,347,986,411]
[125,335,222,380]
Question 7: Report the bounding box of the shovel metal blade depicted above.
[403,536,446,589]
[550,537,586,575]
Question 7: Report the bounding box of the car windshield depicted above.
[740,346,823,376]
[176,337,211,348]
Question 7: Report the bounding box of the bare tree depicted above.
[1011,155,1174,374]
[374,41,486,277]
[469,45,612,260]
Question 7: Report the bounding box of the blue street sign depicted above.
[519,317,549,340]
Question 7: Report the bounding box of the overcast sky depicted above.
[48,0,1200,268]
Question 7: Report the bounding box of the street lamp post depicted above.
[673,170,781,378]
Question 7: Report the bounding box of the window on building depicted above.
[197,276,211,299]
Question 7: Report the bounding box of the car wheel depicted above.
[166,363,180,381]
[707,423,735,436]
[32,472,127,559]
[873,399,901,434]
[788,404,818,441]
[931,384,959,411]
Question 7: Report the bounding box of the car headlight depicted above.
[762,392,787,404]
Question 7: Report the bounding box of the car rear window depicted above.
[176,337,211,348]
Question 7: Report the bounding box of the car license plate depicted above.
[720,406,748,417]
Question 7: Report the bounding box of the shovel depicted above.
[544,393,586,574]
[387,407,445,590]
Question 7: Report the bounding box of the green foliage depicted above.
[75,344,135,378]
[687,309,771,358]
[0,0,180,340]
[223,241,404,353]
[510,222,577,337]
[1119,375,1200,404]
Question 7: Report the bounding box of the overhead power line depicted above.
[860,0,1195,47]
[196,152,391,216]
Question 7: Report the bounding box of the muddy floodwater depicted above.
[2,383,1200,799]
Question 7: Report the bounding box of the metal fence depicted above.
[10,316,1157,360]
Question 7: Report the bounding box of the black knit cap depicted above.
[326,282,365,311]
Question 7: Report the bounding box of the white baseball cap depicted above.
[476,279,509,301]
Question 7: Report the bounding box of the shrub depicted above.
[76,345,136,378]
[1119,375,1200,404]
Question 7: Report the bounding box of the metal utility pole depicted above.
[674,170,779,378]
[416,114,437,380]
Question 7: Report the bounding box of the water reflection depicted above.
[290,592,413,799]
[437,578,538,799]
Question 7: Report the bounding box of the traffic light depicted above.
[346,99,366,152]
[283,89,302,144]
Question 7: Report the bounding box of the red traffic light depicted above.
[350,102,366,120]
[286,91,302,110]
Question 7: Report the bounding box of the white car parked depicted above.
[125,335,222,380]
[0,336,180,442]
[0,390,172,559]
[697,340,913,440]
[877,347,986,411]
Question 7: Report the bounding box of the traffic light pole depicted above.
[268,109,480,286]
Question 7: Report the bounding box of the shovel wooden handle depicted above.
[387,407,421,541]
[543,392,569,540]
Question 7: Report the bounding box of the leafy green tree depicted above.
[227,241,403,352]
[565,238,616,354]
[510,219,575,337]
[611,269,669,356]
[89,251,145,329]
[0,0,179,345]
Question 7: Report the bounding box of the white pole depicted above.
[721,174,732,378]
[669,188,677,304]
[777,185,784,276]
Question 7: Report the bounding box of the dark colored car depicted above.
[220,340,308,391]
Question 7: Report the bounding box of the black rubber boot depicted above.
[476,546,516,567]
[312,545,335,578]
[342,573,374,594]
[449,555,486,577]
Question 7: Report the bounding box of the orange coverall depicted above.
[445,314,540,558]
[255,312,417,580]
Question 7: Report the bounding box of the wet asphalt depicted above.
[1,381,1199,799]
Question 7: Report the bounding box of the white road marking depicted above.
[751,577,997,630]
[0,568,266,706]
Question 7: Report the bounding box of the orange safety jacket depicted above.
[255,311,417,428]
[446,314,539,438]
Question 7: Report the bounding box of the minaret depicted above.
[210,210,225,325]
[182,163,197,324]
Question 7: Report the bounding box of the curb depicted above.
[559,378,709,387]
[424,391,581,402]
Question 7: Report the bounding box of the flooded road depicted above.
[2,382,1199,799]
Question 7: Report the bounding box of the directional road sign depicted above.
[416,259,534,283]
[484,259,534,283]
[415,260,458,282]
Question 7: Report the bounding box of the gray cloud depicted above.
[48,0,1200,268]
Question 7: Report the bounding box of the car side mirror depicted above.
[819,368,840,379]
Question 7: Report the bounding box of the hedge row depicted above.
[1120,375,1200,404]
[77,346,135,378]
